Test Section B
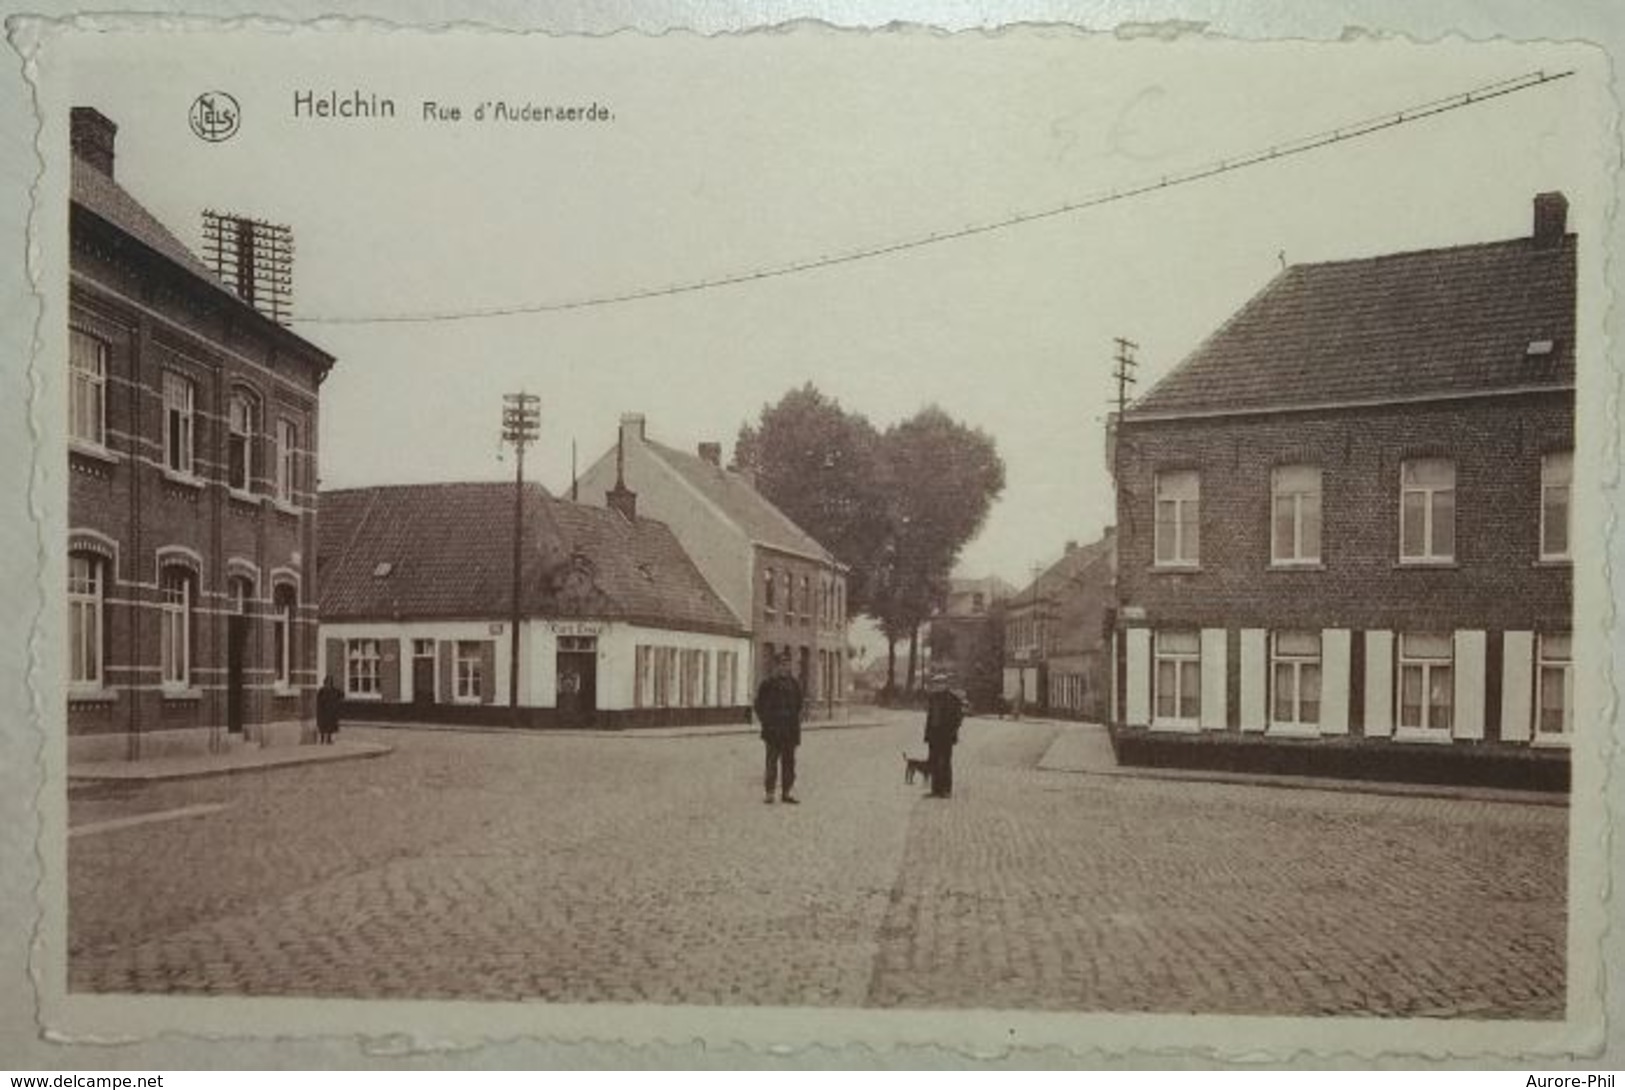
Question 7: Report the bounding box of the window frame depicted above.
[162,372,197,478]
[1536,632,1573,741]
[275,417,299,505]
[345,638,381,698]
[1540,451,1572,563]
[454,640,484,703]
[68,553,105,689]
[226,391,257,494]
[1268,630,1322,732]
[158,567,194,690]
[1398,458,1456,564]
[1153,470,1200,568]
[1152,629,1202,728]
[1270,465,1323,566]
[1397,632,1454,736]
[69,329,108,449]
[271,585,297,691]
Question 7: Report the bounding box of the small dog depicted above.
[903,752,932,786]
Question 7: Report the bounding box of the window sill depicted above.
[1533,557,1572,568]
[1149,719,1201,733]
[1531,733,1572,749]
[273,685,301,699]
[227,488,260,507]
[161,687,203,702]
[162,470,206,491]
[271,499,303,517]
[1392,728,1453,745]
[68,687,117,704]
[1267,561,1325,572]
[1394,559,1457,570]
[346,692,383,702]
[68,439,122,466]
[1150,564,1201,574]
[1266,724,1321,739]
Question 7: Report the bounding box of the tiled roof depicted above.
[644,440,836,563]
[1011,531,1117,610]
[1130,234,1575,418]
[318,483,745,634]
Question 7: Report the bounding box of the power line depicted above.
[296,69,1572,327]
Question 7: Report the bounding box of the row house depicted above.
[1112,193,1574,762]
[1002,531,1116,720]
[575,415,849,712]
[317,483,749,728]
[67,108,335,762]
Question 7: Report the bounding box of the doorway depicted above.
[556,636,598,728]
[412,639,436,706]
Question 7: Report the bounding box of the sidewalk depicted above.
[1034,720,1567,807]
[335,715,896,740]
[69,739,392,785]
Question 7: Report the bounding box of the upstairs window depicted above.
[763,567,777,613]
[227,392,257,492]
[1271,465,1322,564]
[1154,470,1199,567]
[162,372,196,476]
[1540,452,1572,561]
[1399,459,1455,562]
[276,418,299,504]
[69,330,107,448]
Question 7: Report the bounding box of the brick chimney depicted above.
[607,421,637,521]
[697,441,721,467]
[619,412,646,445]
[1533,192,1568,248]
[70,107,117,177]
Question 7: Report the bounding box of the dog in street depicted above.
[903,752,932,786]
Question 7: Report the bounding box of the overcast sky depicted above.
[64,29,1606,587]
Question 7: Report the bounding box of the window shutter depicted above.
[1320,629,1351,735]
[480,641,496,704]
[1200,628,1227,730]
[1239,629,1266,731]
[325,638,343,686]
[380,638,401,702]
[1501,631,1534,743]
[1453,630,1487,740]
[439,641,453,705]
[1363,631,1394,737]
[1125,628,1151,727]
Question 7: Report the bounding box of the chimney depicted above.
[1065,540,1078,554]
[70,107,117,177]
[1533,192,1568,248]
[607,424,637,521]
[697,441,721,467]
[619,412,646,444]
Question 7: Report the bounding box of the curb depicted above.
[68,742,393,785]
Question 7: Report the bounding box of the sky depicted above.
[62,29,1608,588]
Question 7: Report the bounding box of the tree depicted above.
[733,384,891,613]
[869,406,1006,694]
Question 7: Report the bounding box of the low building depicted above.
[1111,194,1573,781]
[923,575,1013,712]
[1002,532,1116,719]
[575,415,849,712]
[317,483,750,728]
[67,107,335,762]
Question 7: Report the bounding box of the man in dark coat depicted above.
[316,675,342,745]
[924,671,965,798]
[753,651,804,804]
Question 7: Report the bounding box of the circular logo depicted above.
[189,92,241,143]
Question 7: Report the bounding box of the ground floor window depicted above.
[455,640,483,702]
[273,585,297,688]
[1398,633,1453,734]
[1153,630,1200,725]
[68,553,104,688]
[159,567,194,689]
[346,638,380,697]
[1270,631,1322,730]
[717,650,738,705]
[1537,633,1572,738]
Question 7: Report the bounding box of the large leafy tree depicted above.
[733,384,890,614]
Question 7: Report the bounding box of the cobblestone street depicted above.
[68,715,1567,1016]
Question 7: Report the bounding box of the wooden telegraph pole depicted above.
[501,392,541,726]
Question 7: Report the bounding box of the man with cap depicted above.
[923,671,965,798]
[753,650,804,804]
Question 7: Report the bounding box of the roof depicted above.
[70,151,334,367]
[1010,530,1117,612]
[317,483,746,634]
[643,439,836,564]
[1129,234,1575,419]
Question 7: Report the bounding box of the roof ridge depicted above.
[1284,232,1566,273]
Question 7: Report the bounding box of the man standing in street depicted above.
[754,650,804,805]
[924,671,964,798]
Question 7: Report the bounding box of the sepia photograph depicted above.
[4,9,1620,1066]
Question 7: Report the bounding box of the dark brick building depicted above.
[67,108,335,761]
[1003,530,1116,721]
[1112,194,1574,760]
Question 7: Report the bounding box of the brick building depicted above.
[574,415,849,712]
[317,484,750,729]
[922,575,1013,711]
[1112,194,1574,764]
[1003,531,1116,721]
[67,108,335,762]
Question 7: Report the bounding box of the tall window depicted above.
[1153,630,1201,725]
[227,393,256,492]
[276,418,299,504]
[764,568,776,613]
[159,567,193,688]
[272,585,296,688]
[785,573,796,617]
[1270,631,1321,729]
[1537,633,1572,738]
[1541,452,1572,561]
[1400,459,1455,562]
[800,575,811,621]
[717,650,737,705]
[68,554,104,687]
[346,638,380,697]
[69,330,106,447]
[634,646,651,708]
[455,641,483,701]
[1271,465,1322,564]
[1154,470,1200,566]
[1398,633,1453,733]
[163,372,195,476]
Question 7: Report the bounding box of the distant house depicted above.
[922,575,1013,711]
[575,414,849,712]
[1112,194,1574,767]
[1002,532,1116,720]
[317,483,750,729]
[67,107,335,762]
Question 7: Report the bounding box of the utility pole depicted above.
[501,392,541,727]
[1111,336,1139,484]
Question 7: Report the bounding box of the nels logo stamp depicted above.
[189,91,241,142]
